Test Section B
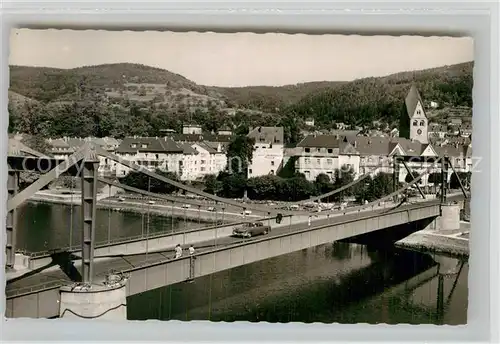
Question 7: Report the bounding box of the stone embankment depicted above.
[396,221,470,257]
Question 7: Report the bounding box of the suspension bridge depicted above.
[5,140,469,319]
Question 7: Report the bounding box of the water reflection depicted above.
[17,202,201,252]
[128,243,468,324]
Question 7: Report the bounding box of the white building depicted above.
[295,135,360,182]
[182,124,203,135]
[193,142,227,177]
[247,127,284,177]
[305,118,315,127]
[46,136,120,176]
[114,137,183,177]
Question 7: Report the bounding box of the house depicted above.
[428,123,448,139]
[390,128,400,137]
[114,137,183,177]
[247,126,284,177]
[46,136,121,176]
[192,142,227,179]
[430,101,439,108]
[295,134,360,182]
[305,118,315,127]
[217,127,233,136]
[182,124,203,135]
[400,85,429,144]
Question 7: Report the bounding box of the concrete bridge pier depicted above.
[424,203,461,232]
[59,274,128,320]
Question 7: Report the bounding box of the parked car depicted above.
[232,222,271,238]
[181,204,191,209]
[117,197,125,202]
[207,206,216,212]
[147,200,156,205]
[241,210,252,216]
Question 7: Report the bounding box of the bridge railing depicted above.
[16,213,289,259]
[5,279,71,299]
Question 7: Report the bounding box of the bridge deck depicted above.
[6,200,440,298]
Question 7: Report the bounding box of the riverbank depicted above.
[28,192,238,223]
[395,221,470,258]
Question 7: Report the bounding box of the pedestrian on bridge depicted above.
[175,244,182,259]
[189,245,195,255]
[308,215,311,227]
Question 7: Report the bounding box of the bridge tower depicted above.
[58,145,128,320]
[6,162,19,269]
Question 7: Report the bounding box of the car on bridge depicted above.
[232,222,271,238]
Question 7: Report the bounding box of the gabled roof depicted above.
[296,135,342,149]
[247,127,284,145]
[405,85,425,119]
[178,142,199,155]
[116,137,182,154]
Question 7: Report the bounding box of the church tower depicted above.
[399,85,429,144]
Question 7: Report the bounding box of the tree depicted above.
[405,170,420,184]
[226,135,255,176]
[450,171,471,189]
[247,175,282,200]
[428,172,442,184]
[217,172,247,198]
[21,134,50,155]
[120,169,180,194]
[203,174,223,195]
[314,173,334,198]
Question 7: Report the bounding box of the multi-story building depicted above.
[247,127,284,177]
[114,137,183,177]
[46,136,121,176]
[295,134,360,182]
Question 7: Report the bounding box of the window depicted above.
[316,159,320,164]
[305,171,310,177]
[317,148,321,152]
[201,160,206,164]
[305,148,310,153]
[155,154,159,159]
[271,161,275,166]
[131,144,137,148]
[327,149,333,154]
[249,169,253,174]
[270,170,274,175]
[141,144,148,149]
[327,159,332,165]
[201,167,205,172]
[413,120,418,126]
[305,158,310,164]
[420,120,425,126]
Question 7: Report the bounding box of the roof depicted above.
[167,133,233,143]
[297,135,342,149]
[329,130,360,137]
[178,142,199,155]
[247,127,284,145]
[405,85,425,119]
[8,138,47,157]
[116,137,182,154]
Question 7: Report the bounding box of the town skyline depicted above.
[10,29,473,87]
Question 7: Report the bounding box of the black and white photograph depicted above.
[5,29,473,325]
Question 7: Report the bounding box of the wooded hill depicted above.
[8,61,473,143]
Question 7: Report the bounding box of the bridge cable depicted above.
[69,178,74,251]
[146,176,151,262]
[170,200,174,235]
[107,180,112,246]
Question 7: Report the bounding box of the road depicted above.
[6,199,442,298]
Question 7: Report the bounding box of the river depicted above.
[17,202,468,325]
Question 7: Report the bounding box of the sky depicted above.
[9,29,473,87]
